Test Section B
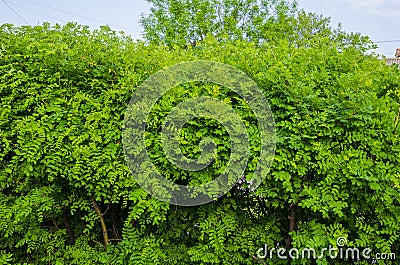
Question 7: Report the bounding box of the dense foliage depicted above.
[1,7,400,265]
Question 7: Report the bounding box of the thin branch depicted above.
[108,238,123,242]
[286,203,296,250]
[90,196,109,248]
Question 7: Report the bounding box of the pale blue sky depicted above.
[1,0,399,56]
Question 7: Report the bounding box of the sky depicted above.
[0,0,399,57]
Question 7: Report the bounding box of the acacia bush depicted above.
[0,22,400,264]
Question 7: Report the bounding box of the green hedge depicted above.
[1,23,399,264]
